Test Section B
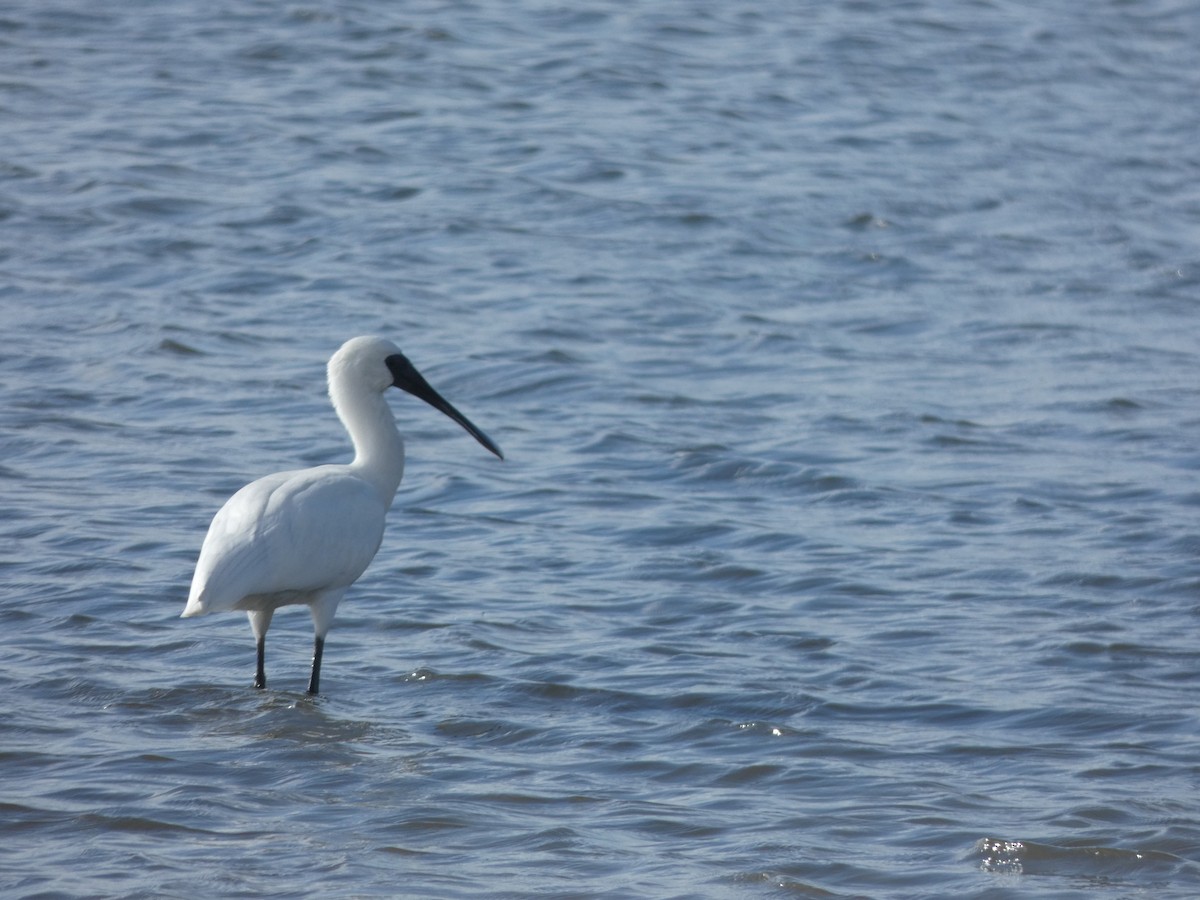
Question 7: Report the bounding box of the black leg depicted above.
[306,635,324,696]
[254,637,266,689]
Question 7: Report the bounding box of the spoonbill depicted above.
[182,336,503,695]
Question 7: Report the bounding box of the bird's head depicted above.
[330,336,503,460]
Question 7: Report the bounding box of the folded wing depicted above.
[182,466,388,616]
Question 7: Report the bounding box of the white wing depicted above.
[183,466,388,615]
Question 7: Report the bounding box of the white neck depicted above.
[330,379,405,507]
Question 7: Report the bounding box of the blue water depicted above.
[3,1,1199,896]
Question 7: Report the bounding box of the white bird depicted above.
[182,336,503,695]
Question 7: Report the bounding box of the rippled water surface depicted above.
[3,1,1200,897]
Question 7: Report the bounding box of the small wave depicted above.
[975,837,1195,882]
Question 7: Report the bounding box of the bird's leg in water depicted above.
[255,637,267,689]
[307,636,324,695]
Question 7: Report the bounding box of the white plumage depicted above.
[182,336,502,694]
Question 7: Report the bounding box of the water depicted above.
[2,0,1199,896]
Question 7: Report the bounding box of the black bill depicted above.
[386,353,504,460]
